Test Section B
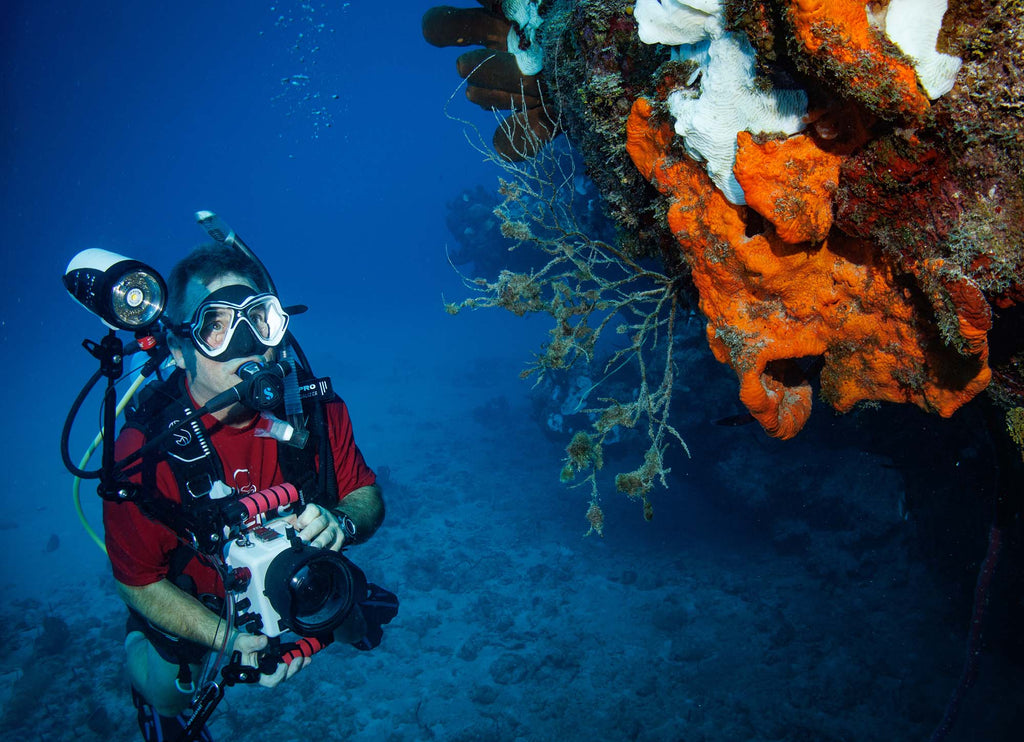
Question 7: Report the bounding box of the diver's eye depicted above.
[199,308,234,346]
[245,305,272,338]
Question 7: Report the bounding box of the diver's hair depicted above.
[165,242,270,325]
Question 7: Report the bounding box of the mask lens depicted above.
[197,306,237,354]
[189,292,289,358]
[244,297,286,343]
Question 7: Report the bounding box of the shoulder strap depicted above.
[122,370,226,554]
[128,370,226,498]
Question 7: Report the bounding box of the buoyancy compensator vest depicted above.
[121,365,339,561]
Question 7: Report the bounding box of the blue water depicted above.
[1,2,1020,740]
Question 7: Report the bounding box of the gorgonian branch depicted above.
[447,100,689,535]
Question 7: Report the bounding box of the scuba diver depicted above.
[63,216,397,742]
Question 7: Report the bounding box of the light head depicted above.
[64,248,166,331]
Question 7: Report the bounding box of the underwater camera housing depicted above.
[222,485,363,639]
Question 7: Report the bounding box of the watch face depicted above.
[339,513,356,538]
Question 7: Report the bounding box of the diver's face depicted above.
[185,341,275,413]
[171,273,275,418]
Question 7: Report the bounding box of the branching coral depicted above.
[535,0,671,251]
[584,501,605,537]
[1008,407,1024,459]
[446,121,688,528]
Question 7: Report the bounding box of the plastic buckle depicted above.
[221,653,262,686]
[185,474,214,499]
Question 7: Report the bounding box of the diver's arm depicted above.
[292,483,385,550]
[116,578,306,686]
[116,578,236,650]
[335,483,385,544]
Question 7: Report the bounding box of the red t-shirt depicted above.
[104,395,375,597]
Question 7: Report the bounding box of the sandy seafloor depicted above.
[1,342,1021,742]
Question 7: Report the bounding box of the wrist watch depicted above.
[335,510,357,542]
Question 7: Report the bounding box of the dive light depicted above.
[64,248,166,330]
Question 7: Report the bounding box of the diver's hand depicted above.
[289,503,347,551]
[232,632,309,688]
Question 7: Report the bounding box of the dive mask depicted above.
[180,285,289,360]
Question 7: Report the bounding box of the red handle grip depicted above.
[281,635,331,664]
[235,483,299,519]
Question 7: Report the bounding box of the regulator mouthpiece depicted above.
[236,360,289,411]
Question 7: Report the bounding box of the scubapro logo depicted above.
[168,419,192,447]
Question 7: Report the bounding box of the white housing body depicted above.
[225,519,294,637]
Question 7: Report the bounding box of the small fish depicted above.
[44,534,60,553]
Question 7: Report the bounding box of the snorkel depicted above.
[195,211,309,436]
[196,211,278,295]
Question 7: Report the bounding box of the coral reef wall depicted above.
[425,0,1024,439]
